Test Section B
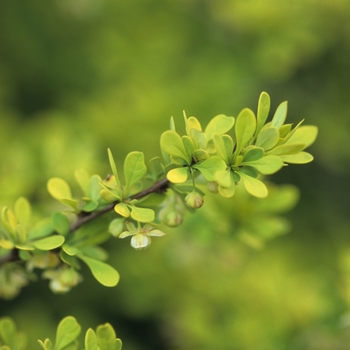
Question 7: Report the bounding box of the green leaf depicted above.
[160,130,190,163]
[62,244,81,256]
[271,101,288,129]
[256,91,270,136]
[218,181,236,198]
[47,178,72,201]
[181,136,195,159]
[114,203,130,218]
[280,152,314,164]
[31,235,65,250]
[78,255,120,287]
[166,167,189,183]
[38,339,53,350]
[193,156,226,182]
[85,329,98,350]
[213,133,229,163]
[54,316,81,350]
[268,143,306,156]
[96,323,122,350]
[28,219,54,240]
[51,212,70,236]
[242,155,284,175]
[74,169,90,196]
[242,147,264,162]
[215,168,233,188]
[234,108,256,156]
[147,157,165,181]
[237,171,268,198]
[192,149,209,161]
[80,246,108,261]
[190,128,207,149]
[82,200,99,212]
[124,152,147,193]
[130,207,155,223]
[107,149,121,189]
[255,126,279,150]
[0,318,15,346]
[89,175,103,201]
[285,125,318,147]
[204,114,235,140]
[14,197,31,227]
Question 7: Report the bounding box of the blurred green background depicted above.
[1,0,350,349]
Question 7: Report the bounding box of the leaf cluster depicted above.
[0,316,122,350]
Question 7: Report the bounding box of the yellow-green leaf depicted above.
[166,167,189,183]
[54,316,81,350]
[78,255,120,287]
[237,171,268,198]
[31,235,65,250]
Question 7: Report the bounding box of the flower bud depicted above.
[185,191,204,209]
[163,211,183,227]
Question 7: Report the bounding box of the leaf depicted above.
[62,244,82,256]
[78,255,120,287]
[96,323,122,350]
[31,235,65,250]
[124,152,147,193]
[47,178,72,201]
[242,155,284,175]
[54,316,81,350]
[114,203,130,218]
[185,116,202,135]
[242,147,265,162]
[271,101,288,129]
[130,207,155,223]
[28,219,53,240]
[204,114,235,140]
[107,149,121,189]
[181,136,195,159]
[0,318,15,346]
[255,126,279,150]
[285,125,318,147]
[14,197,31,227]
[166,167,189,183]
[74,169,90,196]
[0,240,14,249]
[38,339,53,350]
[280,152,314,164]
[237,171,268,198]
[193,156,227,182]
[85,329,98,350]
[89,175,103,201]
[268,143,306,156]
[215,168,233,188]
[80,246,108,261]
[213,133,229,163]
[234,108,256,156]
[256,91,270,136]
[160,130,190,163]
[51,212,70,236]
[82,200,99,212]
[190,128,207,149]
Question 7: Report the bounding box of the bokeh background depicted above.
[1,1,350,349]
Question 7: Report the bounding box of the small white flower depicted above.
[119,222,165,250]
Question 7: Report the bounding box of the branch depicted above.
[69,178,169,232]
[0,178,170,267]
